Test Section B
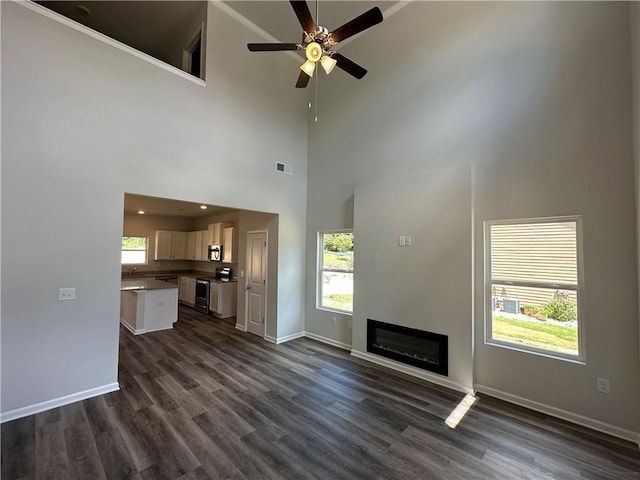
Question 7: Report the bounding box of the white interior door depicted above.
[246,231,267,337]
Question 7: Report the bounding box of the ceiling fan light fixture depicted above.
[305,42,322,62]
[320,55,337,74]
[300,59,316,77]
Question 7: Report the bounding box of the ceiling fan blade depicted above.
[333,53,367,79]
[290,1,316,34]
[295,70,311,88]
[329,7,383,44]
[247,43,301,52]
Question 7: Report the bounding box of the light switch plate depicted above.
[398,236,406,246]
[58,288,76,301]
[405,236,412,246]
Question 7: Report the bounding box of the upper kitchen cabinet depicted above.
[155,230,186,260]
[222,226,237,263]
[208,223,222,245]
[186,230,207,261]
[195,230,208,261]
[185,231,196,260]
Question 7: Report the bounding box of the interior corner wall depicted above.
[306,1,638,434]
[1,1,307,416]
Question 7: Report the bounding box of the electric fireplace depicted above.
[367,319,448,376]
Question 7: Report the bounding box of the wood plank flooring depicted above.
[3,305,640,479]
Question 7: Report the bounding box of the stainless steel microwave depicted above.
[208,244,223,261]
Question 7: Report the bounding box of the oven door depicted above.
[194,279,210,314]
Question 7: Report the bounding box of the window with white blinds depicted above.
[485,217,584,361]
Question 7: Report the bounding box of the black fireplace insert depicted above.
[367,319,448,376]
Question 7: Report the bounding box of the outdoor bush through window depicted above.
[318,231,354,313]
[485,217,583,361]
[122,236,147,265]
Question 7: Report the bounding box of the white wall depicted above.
[353,167,473,391]
[1,1,307,416]
[306,2,638,434]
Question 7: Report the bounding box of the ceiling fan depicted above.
[247,1,384,88]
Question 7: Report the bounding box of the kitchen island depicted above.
[120,278,178,335]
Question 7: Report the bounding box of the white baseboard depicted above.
[235,323,247,332]
[303,332,352,351]
[1,382,120,423]
[275,331,305,344]
[120,318,144,335]
[475,384,640,447]
[264,332,306,344]
[351,349,474,395]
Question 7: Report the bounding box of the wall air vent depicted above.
[276,162,293,175]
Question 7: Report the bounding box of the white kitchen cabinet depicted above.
[179,275,196,306]
[185,231,196,260]
[222,226,237,263]
[195,230,208,261]
[184,230,208,261]
[155,230,186,260]
[208,223,222,245]
[209,281,237,318]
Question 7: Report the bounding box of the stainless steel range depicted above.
[194,268,233,314]
[194,278,211,314]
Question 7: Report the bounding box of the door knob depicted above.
[246,285,251,290]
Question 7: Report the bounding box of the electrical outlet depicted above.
[398,236,406,246]
[596,377,610,394]
[348,319,352,329]
[332,317,337,326]
[58,287,76,301]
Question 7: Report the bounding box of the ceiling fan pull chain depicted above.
[314,74,318,123]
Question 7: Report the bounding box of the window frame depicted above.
[317,230,354,315]
[121,236,148,266]
[484,216,585,363]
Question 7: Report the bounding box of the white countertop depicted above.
[121,278,179,291]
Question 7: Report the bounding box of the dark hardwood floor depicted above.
[3,305,640,479]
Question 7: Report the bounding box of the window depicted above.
[485,217,583,361]
[121,236,147,265]
[318,231,354,313]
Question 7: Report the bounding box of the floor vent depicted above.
[276,162,293,175]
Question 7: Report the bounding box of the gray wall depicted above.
[1,2,307,415]
[631,1,640,437]
[353,167,473,391]
[306,2,638,432]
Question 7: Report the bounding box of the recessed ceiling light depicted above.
[138,210,145,215]
[200,205,207,210]
[174,207,185,212]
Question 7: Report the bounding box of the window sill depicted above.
[485,339,585,365]
[317,306,353,316]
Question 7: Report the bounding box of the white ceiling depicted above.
[36,1,399,63]
[124,193,238,218]
[225,1,399,43]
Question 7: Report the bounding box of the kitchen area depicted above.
[119,194,244,335]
